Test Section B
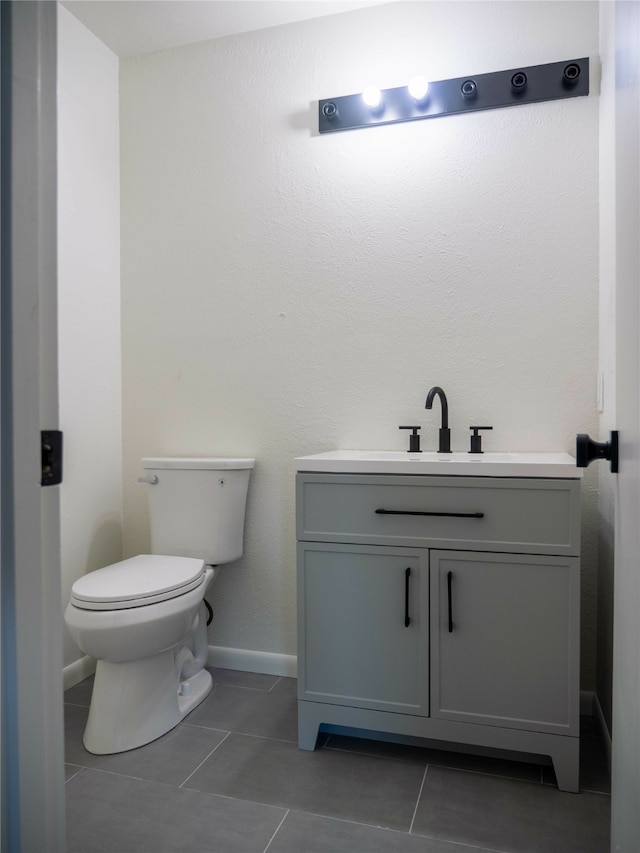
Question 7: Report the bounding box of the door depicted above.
[611,2,640,849]
[430,550,580,734]
[1,3,65,851]
[297,543,429,714]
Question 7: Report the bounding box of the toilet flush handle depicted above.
[137,474,159,485]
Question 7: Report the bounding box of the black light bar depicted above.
[318,58,589,134]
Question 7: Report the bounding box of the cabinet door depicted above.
[430,550,579,735]
[298,543,429,714]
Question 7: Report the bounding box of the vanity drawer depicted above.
[296,474,581,556]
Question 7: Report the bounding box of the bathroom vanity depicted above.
[295,451,582,792]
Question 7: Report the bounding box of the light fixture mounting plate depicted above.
[318,58,589,134]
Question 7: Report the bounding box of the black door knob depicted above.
[576,431,618,473]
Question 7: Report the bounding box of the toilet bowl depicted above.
[64,456,254,754]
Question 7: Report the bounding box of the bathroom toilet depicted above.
[64,456,255,754]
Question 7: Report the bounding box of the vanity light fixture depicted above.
[361,85,383,110]
[319,57,589,134]
[460,79,478,100]
[407,75,430,102]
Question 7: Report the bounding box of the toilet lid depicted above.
[70,555,206,610]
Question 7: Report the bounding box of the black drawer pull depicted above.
[447,571,454,633]
[405,568,411,627]
[375,509,484,519]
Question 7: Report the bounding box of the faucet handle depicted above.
[468,426,493,454]
[399,425,422,453]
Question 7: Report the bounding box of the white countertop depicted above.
[295,450,582,479]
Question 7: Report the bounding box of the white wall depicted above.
[119,1,600,679]
[57,5,122,670]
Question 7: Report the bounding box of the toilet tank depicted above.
[141,457,255,565]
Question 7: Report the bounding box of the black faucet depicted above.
[425,386,451,453]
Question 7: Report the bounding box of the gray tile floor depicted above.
[65,668,611,853]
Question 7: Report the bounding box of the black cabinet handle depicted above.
[405,568,411,627]
[376,509,484,519]
[447,571,453,633]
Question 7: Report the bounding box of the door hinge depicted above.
[41,430,63,486]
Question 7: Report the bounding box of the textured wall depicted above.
[120,1,600,682]
[58,6,123,668]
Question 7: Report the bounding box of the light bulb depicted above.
[362,85,382,109]
[408,75,430,102]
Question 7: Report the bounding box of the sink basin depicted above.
[295,450,582,478]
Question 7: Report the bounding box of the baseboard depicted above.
[207,645,297,678]
[65,648,297,687]
[63,655,96,691]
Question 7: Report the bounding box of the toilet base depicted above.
[83,651,213,754]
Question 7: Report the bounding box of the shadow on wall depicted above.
[86,516,123,575]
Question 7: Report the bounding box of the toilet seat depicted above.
[70,554,206,611]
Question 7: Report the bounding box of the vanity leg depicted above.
[551,737,580,793]
[297,702,321,750]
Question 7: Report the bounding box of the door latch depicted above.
[41,430,63,486]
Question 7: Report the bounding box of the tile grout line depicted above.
[65,765,189,789]
[409,832,513,853]
[182,722,231,733]
[433,838,518,853]
[408,763,429,834]
[199,729,297,747]
[64,766,85,784]
[261,809,289,853]
[210,681,274,695]
[162,723,299,749]
[178,731,232,789]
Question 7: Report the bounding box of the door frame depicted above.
[1,2,65,851]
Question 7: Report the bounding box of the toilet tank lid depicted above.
[142,456,255,470]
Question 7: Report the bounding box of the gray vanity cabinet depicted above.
[296,472,582,792]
